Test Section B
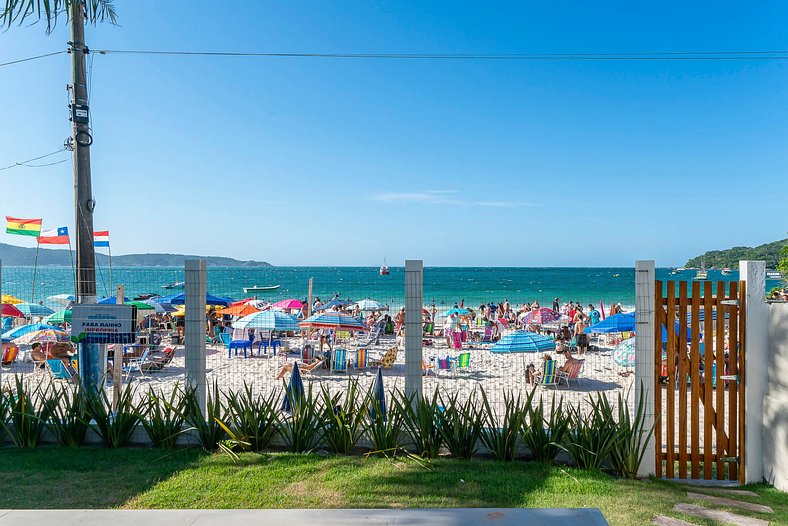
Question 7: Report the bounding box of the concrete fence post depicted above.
[765,301,788,490]
[740,260,768,483]
[635,260,656,477]
[185,260,207,414]
[405,260,423,400]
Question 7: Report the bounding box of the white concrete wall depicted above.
[764,302,788,491]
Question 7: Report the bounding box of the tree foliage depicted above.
[685,238,788,269]
[1,0,117,34]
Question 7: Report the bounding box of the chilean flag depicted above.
[94,230,110,248]
[37,226,70,245]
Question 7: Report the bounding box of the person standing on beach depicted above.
[503,299,510,315]
[553,297,559,312]
[574,314,589,355]
[588,304,600,325]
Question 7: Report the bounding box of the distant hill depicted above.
[685,239,787,269]
[0,243,271,267]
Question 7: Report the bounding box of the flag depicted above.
[5,216,42,237]
[38,226,70,245]
[94,230,110,247]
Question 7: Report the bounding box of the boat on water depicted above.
[721,268,732,276]
[379,260,390,276]
[693,257,708,280]
[243,285,281,293]
[767,270,785,280]
[162,281,185,290]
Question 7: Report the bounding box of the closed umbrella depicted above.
[368,367,387,421]
[282,361,305,413]
[612,337,636,367]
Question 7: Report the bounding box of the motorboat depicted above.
[162,281,185,289]
[379,260,390,276]
[767,270,784,280]
[721,268,732,276]
[243,285,281,293]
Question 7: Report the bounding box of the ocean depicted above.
[1,266,782,311]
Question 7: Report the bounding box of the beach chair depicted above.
[369,346,398,369]
[536,359,559,389]
[1,345,19,368]
[557,359,584,388]
[47,359,77,381]
[455,352,471,375]
[354,348,368,370]
[122,349,150,381]
[480,325,493,343]
[359,323,382,346]
[332,348,349,374]
[275,359,325,380]
[143,347,176,372]
[436,356,453,377]
[451,331,462,350]
[423,322,434,336]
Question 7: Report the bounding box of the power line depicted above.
[0,50,66,68]
[0,148,68,171]
[93,49,788,60]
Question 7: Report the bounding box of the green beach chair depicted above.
[537,359,558,389]
[455,352,471,375]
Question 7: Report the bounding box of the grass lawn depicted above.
[0,447,784,526]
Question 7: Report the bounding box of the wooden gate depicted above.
[654,280,745,482]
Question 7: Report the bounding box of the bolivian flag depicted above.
[5,216,43,237]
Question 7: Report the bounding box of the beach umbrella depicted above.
[612,337,636,367]
[233,310,301,332]
[300,312,368,331]
[2,304,24,317]
[98,296,131,304]
[368,367,387,421]
[519,308,562,325]
[1,294,23,305]
[143,299,177,314]
[584,312,636,334]
[2,323,63,340]
[47,294,75,307]
[490,331,556,354]
[14,303,55,317]
[163,292,232,306]
[218,303,261,317]
[316,299,353,311]
[272,298,303,310]
[355,299,386,311]
[14,328,70,344]
[442,308,470,317]
[282,361,305,413]
[44,309,72,324]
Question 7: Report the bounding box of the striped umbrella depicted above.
[299,312,368,331]
[15,328,70,344]
[44,309,72,324]
[519,308,562,325]
[15,303,55,317]
[490,331,556,354]
[233,310,301,331]
[612,337,636,367]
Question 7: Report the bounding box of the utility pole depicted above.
[70,0,100,389]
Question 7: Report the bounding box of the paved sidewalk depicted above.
[0,508,609,525]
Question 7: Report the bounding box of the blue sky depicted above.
[1,1,787,266]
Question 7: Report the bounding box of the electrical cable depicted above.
[0,50,66,68]
[0,148,68,171]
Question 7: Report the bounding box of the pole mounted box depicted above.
[70,103,89,124]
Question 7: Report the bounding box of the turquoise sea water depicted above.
[2,266,782,310]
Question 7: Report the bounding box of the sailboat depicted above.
[379,259,390,276]
[694,256,708,280]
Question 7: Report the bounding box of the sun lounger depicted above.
[557,359,584,388]
[370,346,398,368]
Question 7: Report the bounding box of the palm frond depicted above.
[1,0,117,34]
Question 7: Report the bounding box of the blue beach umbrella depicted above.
[2,323,63,340]
[162,292,232,306]
[282,361,305,413]
[14,303,55,317]
[442,308,470,317]
[299,312,368,331]
[98,296,131,304]
[368,367,387,422]
[490,331,556,354]
[584,312,636,334]
[233,310,301,332]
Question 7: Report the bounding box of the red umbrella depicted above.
[2,304,24,317]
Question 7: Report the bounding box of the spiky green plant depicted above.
[365,396,403,456]
[393,388,443,459]
[139,385,189,449]
[321,379,367,454]
[224,384,281,451]
[438,389,484,460]
[84,383,141,448]
[609,385,656,479]
[281,384,324,453]
[183,380,227,450]
[561,395,618,470]
[479,389,528,461]
[42,382,90,447]
[1,376,51,448]
[521,391,571,464]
